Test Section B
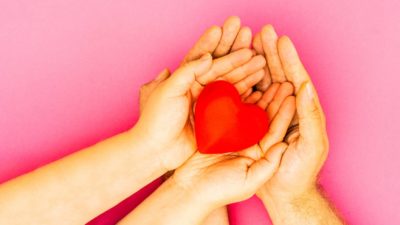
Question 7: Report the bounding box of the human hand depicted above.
[183,16,265,98]
[254,25,329,202]
[136,17,267,171]
[135,46,266,171]
[168,82,295,209]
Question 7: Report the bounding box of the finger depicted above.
[277,35,312,93]
[277,35,325,126]
[246,143,286,188]
[190,81,204,100]
[238,144,263,161]
[254,31,272,91]
[297,82,328,147]
[231,26,252,52]
[261,25,286,83]
[256,83,280,109]
[154,68,171,82]
[259,96,296,152]
[139,69,170,112]
[244,91,263,104]
[213,16,241,57]
[266,82,294,119]
[252,32,264,54]
[165,54,212,97]
[197,48,253,85]
[223,55,266,83]
[234,69,264,95]
[240,88,252,100]
[184,26,222,63]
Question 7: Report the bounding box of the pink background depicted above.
[1,0,399,224]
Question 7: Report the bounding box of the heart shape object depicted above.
[195,80,269,154]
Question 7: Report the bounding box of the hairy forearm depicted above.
[261,187,344,225]
[118,178,213,225]
[0,127,166,225]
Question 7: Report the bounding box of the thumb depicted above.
[247,143,286,188]
[164,53,212,97]
[297,81,327,144]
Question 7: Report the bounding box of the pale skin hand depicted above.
[253,25,344,224]
[137,47,265,171]
[0,49,258,225]
[118,80,296,225]
[140,16,257,225]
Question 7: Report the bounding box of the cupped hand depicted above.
[183,16,264,98]
[253,25,329,201]
[136,47,266,172]
[168,82,296,208]
[136,17,267,171]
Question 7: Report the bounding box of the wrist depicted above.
[259,184,322,224]
[258,181,319,204]
[125,126,168,174]
[162,177,215,224]
[128,122,160,153]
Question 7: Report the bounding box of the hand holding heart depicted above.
[138,57,296,208]
[136,17,329,217]
[136,47,266,171]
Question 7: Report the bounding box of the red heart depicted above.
[195,80,269,154]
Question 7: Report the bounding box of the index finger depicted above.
[277,36,324,114]
[278,36,327,145]
[183,26,222,63]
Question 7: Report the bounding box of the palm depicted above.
[174,152,252,198]
[138,17,268,171]
[172,144,283,207]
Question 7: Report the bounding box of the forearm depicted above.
[0,127,166,225]
[260,187,344,225]
[118,178,214,225]
[201,206,229,225]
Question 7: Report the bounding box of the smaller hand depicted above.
[136,48,266,171]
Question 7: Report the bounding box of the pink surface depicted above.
[1,0,399,224]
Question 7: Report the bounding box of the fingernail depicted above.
[306,82,314,100]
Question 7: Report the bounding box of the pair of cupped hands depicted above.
[132,16,329,213]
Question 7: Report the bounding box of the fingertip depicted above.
[254,69,265,80]
[252,32,263,54]
[280,82,294,94]
[231,26,253,52]
[277,35,296,58]
[197,53,213,73]
[244,91,263,104]
[225,16,241,26]
[265,142,287,163]
[154,68,171,81]
[241,26,252,36]
[207,25,223,39]
[278,35,292,45]
[200,52,212,60]
[239,26,252,43]
[261,24,278,41]
[285,95,296,107]
[235,48,254,61]
[256,54,267,67]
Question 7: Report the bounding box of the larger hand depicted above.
[255,26,329,203]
